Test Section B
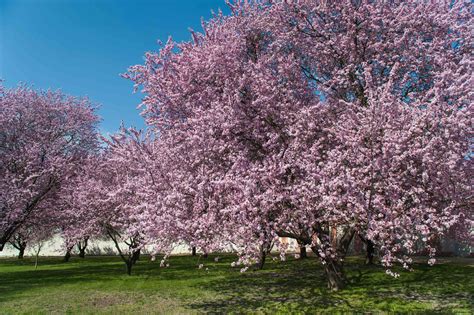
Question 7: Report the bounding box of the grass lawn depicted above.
[0,254,472,314]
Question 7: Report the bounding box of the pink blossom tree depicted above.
[126,0,472,290]
[99,129,157,275]
[8,207,59,259]
[62,127,177,274]
[0,85,100,251]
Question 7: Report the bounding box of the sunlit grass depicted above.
[0,254,472,314]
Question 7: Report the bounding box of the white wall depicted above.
[1,236,301,257]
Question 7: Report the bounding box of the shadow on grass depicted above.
[0,255,472,313]
[187,257,474,313]
[0,256,126,303]
[0,254,238,303]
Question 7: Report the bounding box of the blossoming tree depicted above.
[126,0,472,290]
[0,85,99,251]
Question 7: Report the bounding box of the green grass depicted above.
[0,254,472,314]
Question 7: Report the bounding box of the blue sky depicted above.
[0,0,229,134]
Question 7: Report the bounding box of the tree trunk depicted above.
[299,245,307,259]
[0,182,56,252]
[311,226,356,291]
[78,248,86,258]
[18,245,26,259]
[77,237,89,258]
[63,247,73,262]
[105,227,140,276]
[34,253,39,270]
[192,246,196,256]
[126,260,133,275]
[203,253,208,259]
[132,249,141,265]
[33,243,43,270]
[255,241,273,270]
[323,259,347,291]
[365,239,375,265]
[10,236,27,259]
[331,226,338,247]
[256,250,266,270]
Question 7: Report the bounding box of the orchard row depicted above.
[1,1,472,291]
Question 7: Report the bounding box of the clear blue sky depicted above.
[0,0,229,134]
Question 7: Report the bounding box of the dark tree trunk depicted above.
[311,244,349,291]
[0,227,20,254]
[256,251,266,270]
[1,226,18,252]
[105,227,141,276]
[77,237,89,258]
[18,244,26,259]
[358,234,376,265]
[365,239,375,265]
[299,245,307,259]
[311,226,356,291]
[63,250,71,262]
[126,260,133,275]
[323,259,347,291]
[203,253,208,259]
[192,246,196,256]
[10,236,27,259]
[63,246,73,262]
[0,180,56,252]
[78,248,86,258]
[132,249,141,265]
[277,226,354,291]
[255,241,273,270]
